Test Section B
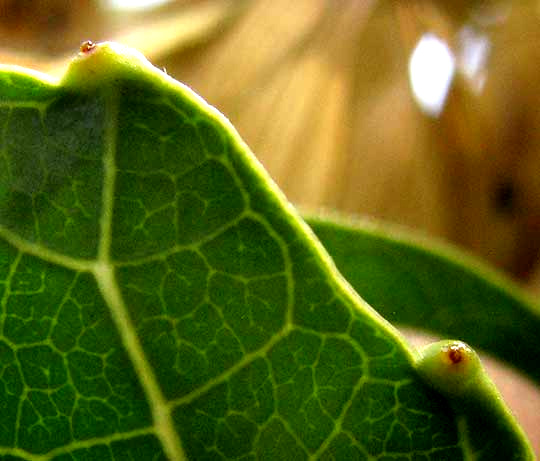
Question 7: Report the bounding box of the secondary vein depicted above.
[0,224,95,272]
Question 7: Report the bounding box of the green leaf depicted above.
[0,42,532,460]
[307,216,537,459]
[307,215,540,384]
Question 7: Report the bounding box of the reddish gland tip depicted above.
[80,40,96,54]
[447,344,464,364]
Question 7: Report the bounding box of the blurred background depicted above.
[1,0,539,293]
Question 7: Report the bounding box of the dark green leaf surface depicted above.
[0,42,528,461]
[307,215,540,385]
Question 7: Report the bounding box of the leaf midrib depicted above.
[92,88,187,461]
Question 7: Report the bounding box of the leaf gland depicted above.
[80,40,96,54]
[445,341,469,365]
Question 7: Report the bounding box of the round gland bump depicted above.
[417,340,482,396]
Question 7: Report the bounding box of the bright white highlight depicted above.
[104,0,172,11]
[408,34,456,117]
[458,27,490,93]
